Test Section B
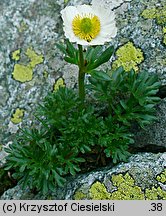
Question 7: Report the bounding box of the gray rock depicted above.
[0,0,166,199]
[133,100,166,149]
[0,0,165,149]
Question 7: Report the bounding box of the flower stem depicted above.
[78,44,85,104]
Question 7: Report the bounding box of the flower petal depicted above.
[60,3,117,46]
[61,6,78,26]
[76,5,94,15]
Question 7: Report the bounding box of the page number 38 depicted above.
[149,203,162,211]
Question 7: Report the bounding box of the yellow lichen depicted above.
[110,173,144,200]
[163,27,166,45]
[163,36,166,45]
[142,7,166,46]
[18,21,28,33]
[12,47,44,83]
[25,47,44,68]
[141,6,166,25]
[157,169,166,183]
[145,170,166,199]
[74,191,87,200]
[12,49,21,61]
[11,108,24,124]
[53,78,65,92]
[43,70,48,78]
[112,42,144,72]
[141,8,157,20]
[163,27,166,34]
[87,170,166,200]
[12,64,33,82]
[145,186,166,200]
[0,144,3,151]
[89,181,111,200]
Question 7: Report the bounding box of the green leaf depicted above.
[120,100,128,110]
[4,147,12,154]
[146,89,159,96]
[52,170,66,187]
[75,157,86,163]
[86,46,103,63]
[111,66,124,79]
[55,43,67,55]
[4,164,13,170]
[90,70,111,81]
[85,47,94,61]
[48,182,56,192]
[104,148,111,157]
[111,67,124,87]
[87,46,114,71]
[56,40,78,65]
[69,166,76,175]
[148,82,161,90]
[64,56,77,64]
[7,156,26,164]
[22,173,30,189]
[91,46,103,61]
[19,164,27,172]
[42,178,48,194]
[66,39,77,58]
[56,167,64,175]
[80,145,91,153]
[34,114,50,130]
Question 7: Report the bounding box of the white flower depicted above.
[91,0,131,10]
[61,4,117,45]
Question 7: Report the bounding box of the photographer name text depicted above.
[2,202,115,213]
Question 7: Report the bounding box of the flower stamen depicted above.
[72,14,101,42]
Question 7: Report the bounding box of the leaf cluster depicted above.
[56,39,79,65]
[5,68,161,195]
[87,67,161,162]
[89,67,161,128]
[56,40,114,71]
[5,88,101,194]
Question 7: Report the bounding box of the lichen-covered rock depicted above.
[12,49,21,61]
[12,47,44,82]
[141,6,166,25]
[70,153,166,200]
[0,0,59,149]
[53,77,65,92]
[0,0,166,156]
[89,173,145,200]
[112,41,144,72]
[1,153,166,200]
[11,108,24,124]
[163,27,166,45]
[0,0,166,197]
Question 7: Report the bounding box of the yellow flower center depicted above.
[72,14,101,42]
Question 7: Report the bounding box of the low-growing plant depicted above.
[4,1,161,195]
[89,66,161,129]
[5,67,160,194]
